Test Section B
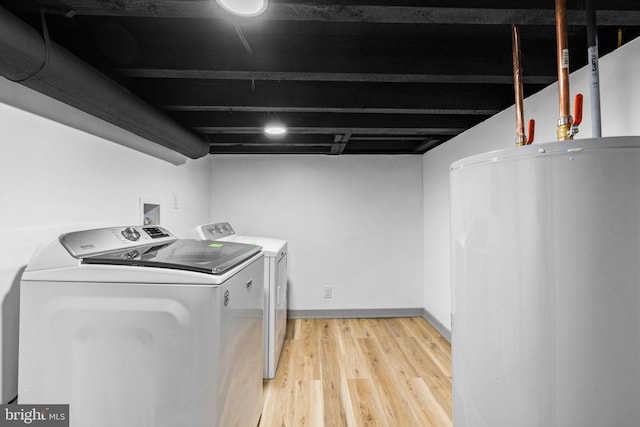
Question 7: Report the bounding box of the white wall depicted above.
[209,155,424,312]
[423,37,640,331]
[0,78,212,402]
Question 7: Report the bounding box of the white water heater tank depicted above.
[450,136,640,427]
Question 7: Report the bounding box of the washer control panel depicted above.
[200,222,235,240]
[121,226,141,241]
[60,225,176,258]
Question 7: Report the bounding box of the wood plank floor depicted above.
[259,317,452,427]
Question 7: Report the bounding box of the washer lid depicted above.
[82,239,262,275]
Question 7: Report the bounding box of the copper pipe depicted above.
[556,0,573,140]
[512,24,526,146]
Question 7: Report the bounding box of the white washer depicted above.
[18,225,264,427]
[193,222,287,379]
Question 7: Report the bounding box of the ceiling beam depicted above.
[413,138,443,153]
[109,52,550,79]
[137,80,516,112]
[207,135,444,149]
[20,2,640,26]
[163,105,499,116]
[87,32,565,78]
[267,5,640,26]
[349,136,429,141]
[206,135,433,150]
[207,134,334,144]
[209,145,331,154]
[210,142,334,147]
[195,127,464,135]
[169,111,480,129]
[115,69,556,85]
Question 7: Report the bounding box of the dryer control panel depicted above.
[60,226,177,258]
[198,222,235,240]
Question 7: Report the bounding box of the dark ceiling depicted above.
[2,0,640,155]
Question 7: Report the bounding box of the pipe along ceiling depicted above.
[0,6,209,160]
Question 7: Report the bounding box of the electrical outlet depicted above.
[323,285,333,299]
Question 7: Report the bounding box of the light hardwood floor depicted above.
[259,317,452,427]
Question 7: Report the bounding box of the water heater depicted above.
[450,136,640,426]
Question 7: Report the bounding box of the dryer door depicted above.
[273,252,288,372]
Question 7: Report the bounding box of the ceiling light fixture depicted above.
[264,124,287,136]
[215,0,268,17]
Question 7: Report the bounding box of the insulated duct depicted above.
[0,7,209,159]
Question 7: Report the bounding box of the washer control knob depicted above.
[121,227,141,241]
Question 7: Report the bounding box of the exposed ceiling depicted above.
[2,0,640,155]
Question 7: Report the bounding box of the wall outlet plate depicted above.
[323,286,333,299]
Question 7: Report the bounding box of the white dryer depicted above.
[18,225,264,427]
[193,222,287,379]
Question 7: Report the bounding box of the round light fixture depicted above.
[215,0,268,17]
[264,124,287,136]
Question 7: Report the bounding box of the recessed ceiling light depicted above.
[215,0,268,17]
[264,124,287,136]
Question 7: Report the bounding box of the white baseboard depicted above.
[421,308,451,343]
[287,307,423,319]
